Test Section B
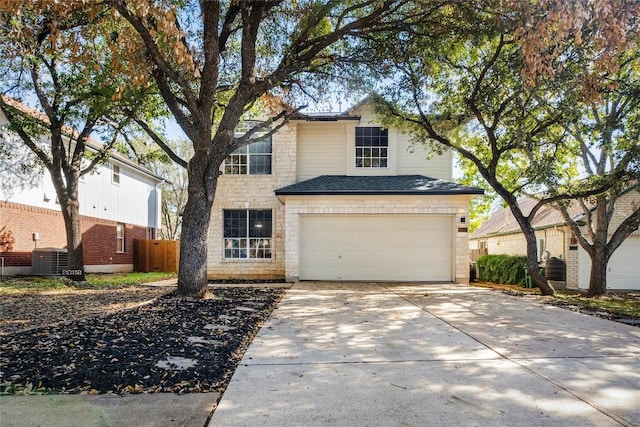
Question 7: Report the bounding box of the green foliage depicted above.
[476,254,528,285]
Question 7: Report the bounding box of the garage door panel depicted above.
[578,236,640,290]
[300,215,453,281]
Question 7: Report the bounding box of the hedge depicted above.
[476,254,528,285]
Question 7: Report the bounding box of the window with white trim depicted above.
[112,164,121,184]
[355,127,388,168]
[224,136,272,175]
[116,223,125,253]
[223,210,272,259]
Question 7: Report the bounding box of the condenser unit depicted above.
[32,248,68,276]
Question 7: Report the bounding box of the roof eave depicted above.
[274,190,485,196]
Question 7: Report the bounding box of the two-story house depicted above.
[207,100,483,283]
[0,100,163,276]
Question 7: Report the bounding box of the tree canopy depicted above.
[365,0,639,295]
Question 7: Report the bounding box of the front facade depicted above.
[207,102,482,283]
[0,108,163,275]
[470,194,640,290]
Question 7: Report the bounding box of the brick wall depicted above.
[1,201,146,270]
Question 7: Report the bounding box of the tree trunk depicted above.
[59,194,86,282]
[523,225,555,295]
[176,151,220,298]
[503,201,555,296]
[586,257,608,297]
[586,242,609,297]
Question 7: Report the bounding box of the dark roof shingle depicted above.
[275,175,484,196]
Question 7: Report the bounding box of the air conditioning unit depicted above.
[32,248,68,276]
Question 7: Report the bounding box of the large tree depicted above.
[0,4,140,281]
[533,50,640,296]
[102,0,410,298]
[366,0,639,295]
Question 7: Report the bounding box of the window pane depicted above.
[230,146,248,155]
[224,154,248,175]
[249,154,272,175]
[224,210,247,238]
[248,137,272,154]
[249,210,272,238]
[224,238,247,259]
[355,127,388,168]
[249,238,272,258]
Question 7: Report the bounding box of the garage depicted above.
[299,214,453,281]
[579,236,640,290]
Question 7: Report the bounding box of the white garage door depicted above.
[299,215,453,281]
[579,236,640,290]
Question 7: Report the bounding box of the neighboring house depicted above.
[207,100,483,283]
[469,194,640,290]
[0,102,163,275]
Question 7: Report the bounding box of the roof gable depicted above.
[471,197,585,239]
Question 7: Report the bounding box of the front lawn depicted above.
[471,281,640,321]
[0,272,176,294]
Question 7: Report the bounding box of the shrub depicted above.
[476,254,528,285]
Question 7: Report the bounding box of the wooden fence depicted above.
[134,239,179,273]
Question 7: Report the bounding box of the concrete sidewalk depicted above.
[210,283,640,426]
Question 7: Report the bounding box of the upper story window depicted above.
[224,136,272,175]
[355,127,388,168]
[112,164,121,184]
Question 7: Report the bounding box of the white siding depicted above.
[396,133,452,180]
[79,161,161,227]
[296,123,347,181]
[347,105,453,181]
[0,108,161,228]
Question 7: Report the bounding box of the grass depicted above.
[0,272,176,293]
[553,293,640,317]
[471,281,640,318]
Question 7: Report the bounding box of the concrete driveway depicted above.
[210,282,640,427]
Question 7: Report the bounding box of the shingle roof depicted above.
[275,175,485,196]
[471,197,585,239]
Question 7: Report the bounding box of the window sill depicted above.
[222,258,274,262]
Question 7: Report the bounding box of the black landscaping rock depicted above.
[0,287,284,395]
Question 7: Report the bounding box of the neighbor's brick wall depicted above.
[1,200,146,269]
[206,122,297,280]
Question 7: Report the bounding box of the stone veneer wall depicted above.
[206,123,297,280]
[207,118,476,283]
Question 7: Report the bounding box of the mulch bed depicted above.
[0,287,284,395]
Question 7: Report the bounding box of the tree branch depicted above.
[124,108,187,168]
